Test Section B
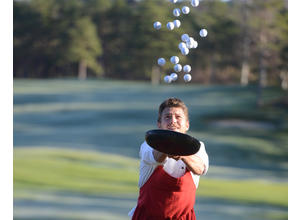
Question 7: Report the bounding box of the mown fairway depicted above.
[14,79,288,220]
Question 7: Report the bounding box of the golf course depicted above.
[13,79,288,220]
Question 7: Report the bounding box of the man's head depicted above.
[157,97,189,134]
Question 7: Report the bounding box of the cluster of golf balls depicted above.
[153,0,208,83]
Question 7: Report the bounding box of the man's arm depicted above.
[169,154,206,175]
[181,155,206,175]
[152,149,168,163]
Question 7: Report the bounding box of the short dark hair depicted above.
[157,97,189,122]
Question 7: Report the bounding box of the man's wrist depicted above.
[153,149,168,163]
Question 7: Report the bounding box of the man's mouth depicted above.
[168,126,179,130]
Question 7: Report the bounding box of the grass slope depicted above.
[14,79,288,170]
[14,147,287,208]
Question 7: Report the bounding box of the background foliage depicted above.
[13,0,288,86]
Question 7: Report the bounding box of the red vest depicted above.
[132,165,196,220]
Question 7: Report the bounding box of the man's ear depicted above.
[186,120,190,131]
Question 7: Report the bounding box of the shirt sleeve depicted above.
[138,141,166,188]
[139,141,166,165]
[195,141,209,175]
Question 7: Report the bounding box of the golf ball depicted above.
[181,34,190,42]
[170,0,178,3]
[186,37,197,49]
[186,39,194,49]
[170,56,180,64]
[178,42,187,50]
[191,0,200,7]
[191,38,197,48]
[181,47,189,56]
[164,75,172,83]
[183,65,191,73]
[200,28,208,37]
[170,73,178,81]
[153,21,161,30]
[174,64,182,72]
[182,6,190,14]
[157,58,166,66]
[173,8,181,17]
[167,22,175,30]
[184,74,192,82]
[193,40,198,48]
[173,19,181,28]
[189,37,195,43]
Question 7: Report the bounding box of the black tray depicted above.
[145,129,200,156]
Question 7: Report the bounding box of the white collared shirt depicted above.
[138,141,209,188]
[129,140,209,217]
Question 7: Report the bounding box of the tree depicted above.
[133,0,187,82]
[97,0,136,79]
[245,0,288,105]
[65,16,103,79]
[14,0,60,77]
[13,0,287,84]
[14,0,103,78]
[191,0,241,84]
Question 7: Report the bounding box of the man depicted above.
[129,97,209,220]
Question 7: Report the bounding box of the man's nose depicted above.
[170,115,177,123]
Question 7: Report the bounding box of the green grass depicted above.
[13,79,288,219]
[198,178,287,208]
[14,147,288,208]
[14,147,139,196]
[13,79,288,169]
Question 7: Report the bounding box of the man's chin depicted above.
[159,127,186,133]
[168,128,184,133]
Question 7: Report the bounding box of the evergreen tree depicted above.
[65,16,102,79]
[191,0,241,84]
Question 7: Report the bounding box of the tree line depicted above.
[14,0,287,87]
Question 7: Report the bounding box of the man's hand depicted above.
[168,155,181,161]
[154,151,206,175]
[181,155,206,175]
[168,154,206,175]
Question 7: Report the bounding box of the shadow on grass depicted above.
[14,191,288,220]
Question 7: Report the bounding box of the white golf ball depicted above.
[187,37,197,49]
[170,56,180,64]
[191,38,197,48]
[192,40,198,48]
[164,75,172,83]
[182,6,190,14]
[181,47,189,56]
[178,42,187,50]
[183,65,191,73]
[181,34,190,42]
[174,64,182,72]
[200,28,208,37]
[173,19,181,28]
[166,22,175,30]
[184,74,192,82]
[173,8,181,17]
[170,0,178,3]
[191,0,200,7]
[157,58,166,66]
[186,39,194,49]
[153,21,161,30]
[189,37,195,43]
[170,73,178,81]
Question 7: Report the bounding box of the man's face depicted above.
[158,107,189,134]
